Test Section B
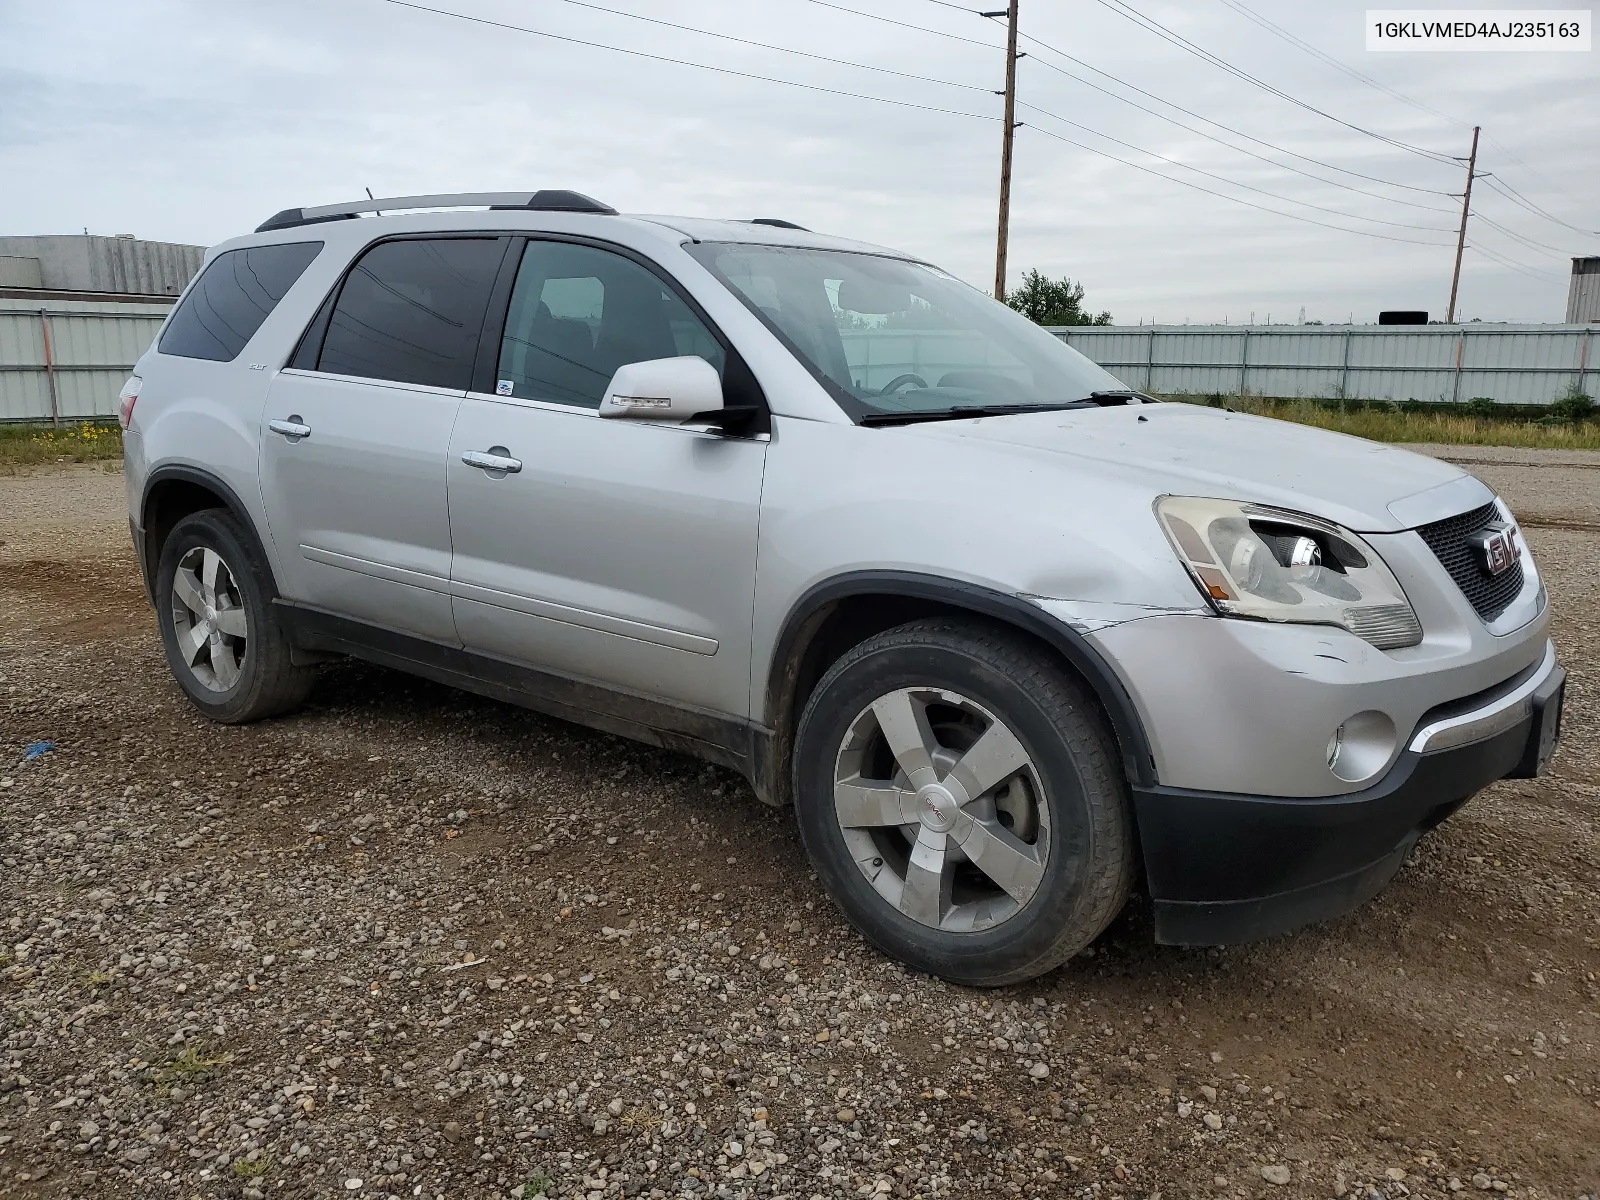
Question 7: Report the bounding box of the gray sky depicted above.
[2,0,1595,323]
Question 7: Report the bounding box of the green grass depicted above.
[1,396,1596,471]
[1172,395,1600,451]
[231,1154,274,1180]
[0,420,124,469]
[516,1171,553,1198]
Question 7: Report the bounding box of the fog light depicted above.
[1327,711,1398,784]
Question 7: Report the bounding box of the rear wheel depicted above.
[793,619,1134,986]
[155,509,314,723]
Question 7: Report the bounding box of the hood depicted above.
[906,402,1490,533]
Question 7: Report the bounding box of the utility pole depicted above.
[1446,125,1479,324]
[990,0,1021,301]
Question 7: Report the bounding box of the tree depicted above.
[1005,269,1112,326]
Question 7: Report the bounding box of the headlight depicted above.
[1155,496,1422,650]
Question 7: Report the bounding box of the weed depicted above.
[1549,381,1595,425]
[517,1170,554,1197]
[231,1154,274,1179]
[152,1045,236,1091]
[0,420,123,470]
[1170,394,1600,450]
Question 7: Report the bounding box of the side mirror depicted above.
[598,356,723,422]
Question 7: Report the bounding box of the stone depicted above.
[1261,1165,1292,1186]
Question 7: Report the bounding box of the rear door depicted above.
[446,236,768,717]
[259,236,507,643]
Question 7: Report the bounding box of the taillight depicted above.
[118,376,142,430]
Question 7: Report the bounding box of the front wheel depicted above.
[154,509,315,723]
[793,619,1134,986]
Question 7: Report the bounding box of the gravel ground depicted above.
[1,459,1597,1200]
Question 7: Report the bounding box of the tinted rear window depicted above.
[317,238,503,390]
[158,241,323,362]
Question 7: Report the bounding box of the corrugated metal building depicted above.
[1569,257,1600,324]
[0,234,204,421]
[1053,323,1597,405]
[0,234,205,298]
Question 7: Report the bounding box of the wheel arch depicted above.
[139,466,279,606]
[758,571,1157,806]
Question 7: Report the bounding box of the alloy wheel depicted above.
[170,546,248,692]
[832,686,1049,932]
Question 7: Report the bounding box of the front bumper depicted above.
[1135,645,1563,945]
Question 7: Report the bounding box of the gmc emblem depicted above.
[1472,525,1519,576]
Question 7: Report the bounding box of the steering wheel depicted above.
[877,373,928,396]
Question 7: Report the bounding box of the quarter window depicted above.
[317,238,503,390]
[158,241,322,362]
[496,240,724,409]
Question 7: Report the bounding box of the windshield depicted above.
[687,242,1127,421]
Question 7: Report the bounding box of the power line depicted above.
[918,0,1585,252]
[1212,0,1465,130]
[1207,0,1597,243]
[551,0,1457,231]
[798,0,1005,49]
[1025,124,1454,247]
[1479,174,1600,238]
[544,0,993,96]
[1088,0,1460,165]
[372,0,1560,268]
[875,0,1462,201]
[1481,134,1594,214]
[1472,213,1578,258]
[1017,102,1454,232]
[1467,242,1569,282]
[1013,33,1459,205]
[374,0,1000,122]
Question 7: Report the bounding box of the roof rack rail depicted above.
[255,190,617,233]
[748,218,810,231]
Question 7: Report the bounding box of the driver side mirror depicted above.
[598,356,723,423]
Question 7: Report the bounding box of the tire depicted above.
[793,618,1134,986]
[154,508,315,723]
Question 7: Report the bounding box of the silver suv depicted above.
[121,191,1563,985]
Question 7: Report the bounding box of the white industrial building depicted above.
[0,234,205,422]
[1569,257,1600,325]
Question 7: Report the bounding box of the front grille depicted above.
[1415,501,1524,622]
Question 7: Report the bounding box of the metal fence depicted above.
[1052,323,1598,406]
[4,306,1598,422]
[0,298,171,422]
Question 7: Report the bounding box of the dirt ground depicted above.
[1,449,1596,1200]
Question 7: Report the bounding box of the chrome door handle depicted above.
[268,417,311,441]
[461,448,522,474]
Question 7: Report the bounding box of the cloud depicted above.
[0,0,1592,322]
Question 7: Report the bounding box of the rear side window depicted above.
[158,241,322,362]
[317,238,503,390]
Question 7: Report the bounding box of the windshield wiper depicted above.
[859,401,1097,427]
[1087,390,1159,404]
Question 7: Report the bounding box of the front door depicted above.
[446,238,766,717]
[257,236,506,643]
